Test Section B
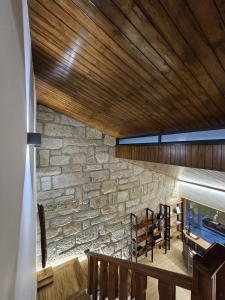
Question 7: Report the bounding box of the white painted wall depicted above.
[178,181,225,213]
[0,1,36,299]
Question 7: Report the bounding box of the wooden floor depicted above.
[139,239,191,300]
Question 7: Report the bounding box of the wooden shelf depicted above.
[132,219,153,230]
[183,230,211,250]
[172,231,182,238]
[135,233,147,244]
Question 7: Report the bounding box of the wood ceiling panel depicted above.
[29,0,225,137]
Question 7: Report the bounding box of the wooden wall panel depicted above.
[116,143,225,172]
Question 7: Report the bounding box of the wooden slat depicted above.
[108,263,118,300]
[99,260,108,299]
[158,280,175,300]
[134,272,147,300]
[119,266,128,300]
[86,252,193,291]
[87,255,93,295]
[92,257,98,300]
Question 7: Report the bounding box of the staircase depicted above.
[85,243,225,300]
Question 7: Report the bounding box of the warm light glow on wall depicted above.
[178,180,225,213]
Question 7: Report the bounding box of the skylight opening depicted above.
[117,129,225,145]
[161,129,225,143]
[118,135,159,145]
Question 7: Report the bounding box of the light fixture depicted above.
[27,132,41,147]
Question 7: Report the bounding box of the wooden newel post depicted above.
[191,244,225,300]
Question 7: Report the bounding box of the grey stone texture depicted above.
[37,105,178,267]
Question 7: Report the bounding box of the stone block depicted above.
[41,177,51,191]
[91,213,117,225]
[126,198,140,208]
[46,227,62,240]
[95,152,109,163]
[111,229,125,242]
[50,155,70,166]
[90,170,109,182]
[37,111,54,121]
[83,164,102,172]
[73,209,100,221]
[102,180,117,194]
[130,186,143,199]
[54,195,75,204]
[133,165,143,176]
[104,135,116,146]
[87,190,100,199]
[62,164,82,173]
[118,203,125,216]
[51,215,72,227]
[44,123,73,137]
[38,189,64,201]
[140,171,153,184]
[86,146,96,164]
[37,122,43,134]
[52,172,89,189]
[90,195,107,208]
[62,145,86,155]
[118,181,137,191]
[86,127,102,139]
[63,221,81,236]
[101,245,114,256]
[96,146,108,152]
[65,188,75,195]
[117,190,129,203]
[51,149,62,155]
[36,178,41,192]
[101,205,117,215]
[61,115,85,127]
[110,169,133,179]
[37,166,61,177]
[71,153,86,164]
[57,236,75,253]
[76,226,98,244]
[83,182,101,192]
[82,220,90,230]
[41,138,62,150]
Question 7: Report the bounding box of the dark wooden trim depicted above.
[116,143,225,171]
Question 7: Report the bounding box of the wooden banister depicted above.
[191,243,225,300]
[85,243,225,299]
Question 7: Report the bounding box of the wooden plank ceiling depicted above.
[29,0,225,138]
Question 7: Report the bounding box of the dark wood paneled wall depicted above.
[116,143,225,171]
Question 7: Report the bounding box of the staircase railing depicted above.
[85,243,225,300]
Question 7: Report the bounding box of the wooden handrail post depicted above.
[191,243,225,300]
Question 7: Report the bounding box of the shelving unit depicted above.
[169,199,184,241]
[130,208,154,262]
[159,204,171,253]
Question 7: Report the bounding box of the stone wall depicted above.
[36,104,178,268]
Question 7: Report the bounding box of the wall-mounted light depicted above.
[27,132,41,148]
